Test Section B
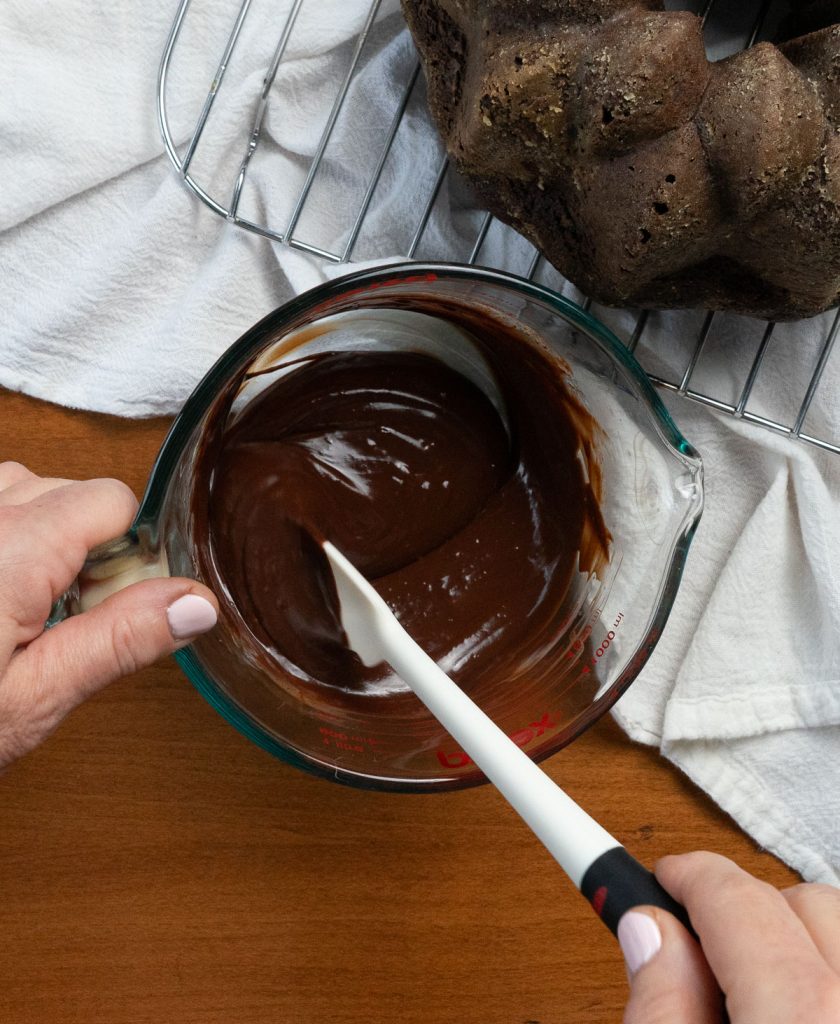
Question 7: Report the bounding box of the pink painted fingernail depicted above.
[167,594,217,640]
[618,911,662,977]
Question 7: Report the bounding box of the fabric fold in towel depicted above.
[1,0,839,883]
[613,403,840,885]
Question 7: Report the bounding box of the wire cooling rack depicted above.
[157,0,840,456]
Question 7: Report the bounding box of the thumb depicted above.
[1,579,218,763]
[33,579,219,704]
[618,908,724,1024]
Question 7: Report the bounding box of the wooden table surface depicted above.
[0,388,797,1024]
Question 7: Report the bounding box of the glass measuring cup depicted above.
[55,264,703,791]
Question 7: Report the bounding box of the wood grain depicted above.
[0,388,797,1024]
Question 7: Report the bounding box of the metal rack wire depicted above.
[157,0,840,456]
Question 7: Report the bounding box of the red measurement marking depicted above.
[590,630,616,663]
[439,613,630,766]
[319,726,382,752]
[568,612,626,686]
[565,623,593,660]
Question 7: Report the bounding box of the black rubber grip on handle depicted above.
[580,846,696,938]
[582,849,731,1022]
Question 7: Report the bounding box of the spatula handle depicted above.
[580,846,695,937]
[581,848,731,1021]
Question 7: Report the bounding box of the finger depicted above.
[0,461,37,491]
[0,478,139,641]
[619,908,723,1024]
[11,476,139,554]
[0,476,76,507]
[0,577,218,767]
[657,852,840,1023]
[783,884,840,976]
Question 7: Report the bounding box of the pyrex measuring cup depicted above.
[56,264,703,791]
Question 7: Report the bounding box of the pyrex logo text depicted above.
[436,712,558,768]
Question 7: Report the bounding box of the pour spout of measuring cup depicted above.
[48,525,170,625]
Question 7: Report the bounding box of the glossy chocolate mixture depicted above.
[194,307,609,701]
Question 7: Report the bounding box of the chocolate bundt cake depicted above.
[401,0,840,320]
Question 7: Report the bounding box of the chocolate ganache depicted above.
[194,306,609,704]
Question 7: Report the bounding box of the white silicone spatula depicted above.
[322,540,694,937]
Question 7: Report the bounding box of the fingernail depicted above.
[167,594,217,640]
[617,911,662,977]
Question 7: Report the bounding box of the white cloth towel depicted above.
[2,0,839,883]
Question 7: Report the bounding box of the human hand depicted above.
[0,462,218,769]
[618,851,840,1023]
